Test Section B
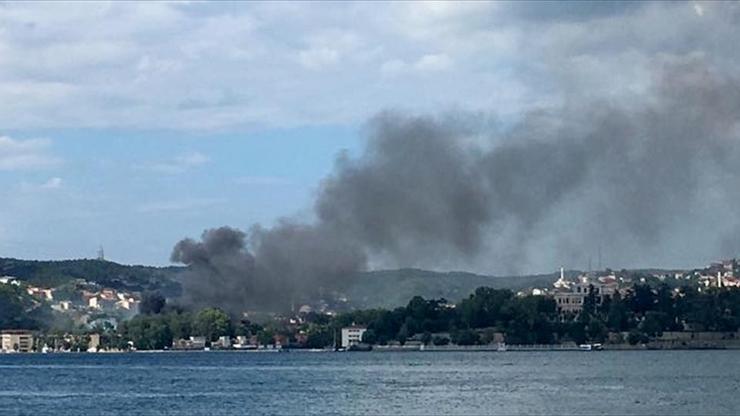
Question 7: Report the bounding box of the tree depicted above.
[607,292,629,331]
[257,329,275,346]
[166,312,193,340]
[459,288,514,329]
[0,285,42,330]
[640,311,666,337]
[0,285,26,328]
[452,329,479,345]
[565,322,587,345]
[123,315,172,350]
[305,327,332,348]
[582,285,597,317]
[627,328,647,345]
[193,308,231,341]
[627,284,656,315]
[585,318,607,342]
[361,329,377,344]
[397,324,409,345]
[432,335,450,346]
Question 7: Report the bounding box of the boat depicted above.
[496,342,507,352]
[579,343,603,351]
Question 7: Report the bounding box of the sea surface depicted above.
[0,350,738,415]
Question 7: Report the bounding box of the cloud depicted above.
[234,176,292,186]
[40,177,63,189]
[693,3,704,17]
[380,59,407,76]
[138,151,210,174]
[136,197,225,214]
[381,53,453,76]
[298,47,340,70]
[414,53,452,71]
[0,2,736,133]
[0,136,60,171]
[174,152,209,167]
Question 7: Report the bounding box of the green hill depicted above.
[0,257,584,309]
[344,268,564,309]
[0,258,182,296]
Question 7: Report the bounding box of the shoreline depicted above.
[5,344,740,355]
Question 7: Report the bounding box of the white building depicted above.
[115,297,139,311]
[0,276,20,286]
[1,330,34,352]
[216,336,231,349]
[51,300,73,312]
[88,333,101,352]
[26,286,53,301]
[553,268,618,317]
[341,326,367,348]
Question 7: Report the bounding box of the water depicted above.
[0,350,738,415]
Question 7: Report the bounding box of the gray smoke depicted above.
[171,223,365,313]
[172,57,740,312]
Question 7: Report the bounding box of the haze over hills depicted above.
[0,256,687,310]
[346,269,564,309]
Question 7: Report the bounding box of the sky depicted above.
[0,1,736,270]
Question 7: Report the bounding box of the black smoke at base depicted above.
[172,58,740,313]
[170,224,366,314]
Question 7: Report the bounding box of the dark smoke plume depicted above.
[171,223,365,313]
[172,58,740,312]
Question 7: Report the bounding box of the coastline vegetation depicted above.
[94,283,740,350]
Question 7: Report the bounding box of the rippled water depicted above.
[0,350,738,415]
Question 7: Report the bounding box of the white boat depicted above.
[579,343,603,351]
[496,342,507,352]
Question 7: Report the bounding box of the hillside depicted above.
[0,257,627,309]
[344,268,565,309]
[0,258,182,296]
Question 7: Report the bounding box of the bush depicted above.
[452,329,479,345]
[627,329,648,345]
[432,335,450,346]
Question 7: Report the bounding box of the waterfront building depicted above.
[216,336,231,349]
[341,326,367,348]
[172,336,207,350]
[1,330,34,352]
[552,268,617,318]
[88,333,101,352]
